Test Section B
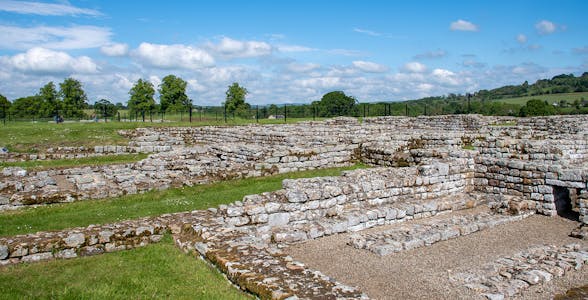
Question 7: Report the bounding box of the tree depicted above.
[38,82,60,118]
[128,79,156,115]
[317,91,357,117]
[519,99,556,117]
[0,94,10,119]
[94,99,118,119]
[159,75,190,113]
[224,82,250,117]
[59,78,87,118]
[9,96,43,118]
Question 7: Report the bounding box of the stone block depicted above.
[64,233,85,248]
[268,213,290,227]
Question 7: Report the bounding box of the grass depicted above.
[0,153,149,171]
[495,92,588,105]
[0,117,324,153]
[0,235,252,300]
[0,164,367,237]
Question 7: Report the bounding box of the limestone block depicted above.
[268,213,290,227]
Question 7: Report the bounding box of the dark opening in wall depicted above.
[553,186,579,221]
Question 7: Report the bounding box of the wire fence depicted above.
[1,100,520,125]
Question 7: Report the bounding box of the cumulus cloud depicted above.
[100,43,129,57]
[431,68,460,85]
[535,20,557,35]
[209,37,272,58]
[352,60,389,73]
[450,19,479,32]
[1,47,98,74]
[133,42,215,69]
[0,25,111,50]
[414,50,447,60]
[402,62,427,73]
[285,62,321,73]
[0,0,101,16]
[516,34,527,44]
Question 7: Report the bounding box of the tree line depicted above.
[1,72,587,120]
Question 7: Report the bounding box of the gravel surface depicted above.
[287,211,587,300]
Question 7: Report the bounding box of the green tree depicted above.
[59,78,87,118]
[128,79,156,115]
[94,99,118,120]
[519,99,556,117]
[224,82,250,117]
[159,75,190,113]
[38,82,60,118]
[9,96,43,118]
[317,91,357,117]
[0,94,10,119]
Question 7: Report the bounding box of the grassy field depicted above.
[0,153,148,170]
[495,92,588,105]
[0,164,366,237]
[0,235,252,300]
[0,117,322,153]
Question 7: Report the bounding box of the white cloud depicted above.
[353,28,382,37]
[1,47,98,74]
[535,20,557,35]
[285,62,320,73]
[450,19,479,32]
[133,42,215,69]
[352,60,389,73]
[276,44,317,52]
[0,0,101,16]
[431,68,460,85]
[327,49,363,57]
[402,62,427,73]
[209,37,272,58]
[0,25,111,50]
[414,50,447,59]
[516,34,527,44]
[100,43,129,57]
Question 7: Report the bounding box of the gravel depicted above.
[286,212,587,299]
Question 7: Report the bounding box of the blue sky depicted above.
[0,0,586,105]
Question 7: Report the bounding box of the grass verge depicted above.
[0,153,149,171]
[0,164,367,237]
[0,235,252,300]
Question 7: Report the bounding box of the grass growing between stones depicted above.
[0,153,149,170]
[0,164,367,236]
[0,235,252,300]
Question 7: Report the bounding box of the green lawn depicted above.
[0,164,366,237]
[0,153,148,171]
[0,117,323,153]
[0,235,252,300]
[495,92,588,105]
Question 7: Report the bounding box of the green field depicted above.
[0,153,148,170]
[0,235,252,300]
[494,92,588,105]
[0,116,322,153]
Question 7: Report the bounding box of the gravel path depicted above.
[286,211,587,300]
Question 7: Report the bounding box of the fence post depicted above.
[284,104,287,123]
[224,105,227,123]
[405,103,408,116]
[256,105,259,123]
[189,106,192,123]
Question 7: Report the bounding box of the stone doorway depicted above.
[553,186,579,221]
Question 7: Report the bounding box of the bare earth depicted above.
[287,211,588,300]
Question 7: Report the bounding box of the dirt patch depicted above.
[286,214,587,299]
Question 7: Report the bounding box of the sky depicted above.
[0,0,587,106]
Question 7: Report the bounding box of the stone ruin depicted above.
[1,114,587,299]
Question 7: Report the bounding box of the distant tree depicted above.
[224,82,250,117]
[94,99,118,119]
[59,78,87,118]
[519,99,556,117]
[317,91,357,117]
[128,79,156,115]
[9,96,43,118]
[159,75,190,113]
[38,82,61,118]
[0,94,10,119]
